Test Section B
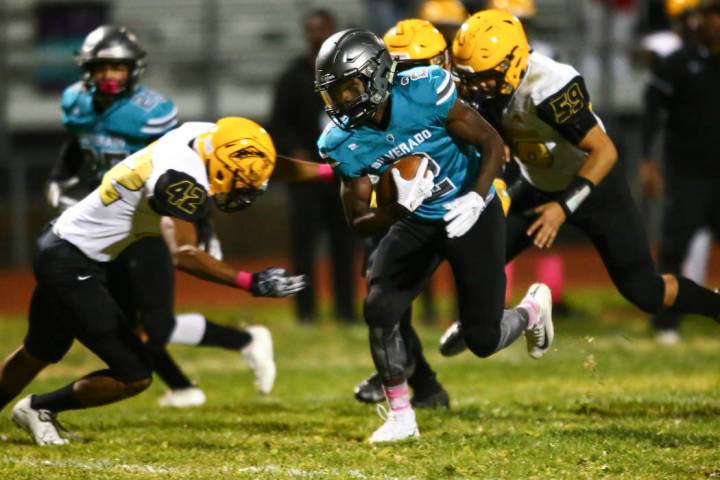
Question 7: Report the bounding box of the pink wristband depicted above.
[235,271,253,291]
[317,163,334,182]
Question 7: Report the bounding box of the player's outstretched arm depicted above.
[445,99,505,198]
[270,155,334,183]
[161,217,305,297]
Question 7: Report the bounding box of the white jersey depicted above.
[53,122,214,262]
[501,52,601,192]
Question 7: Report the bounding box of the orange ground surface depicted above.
[2,245,719,315]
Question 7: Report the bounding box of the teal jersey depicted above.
[317,66,483,221]
[61,82,178,183]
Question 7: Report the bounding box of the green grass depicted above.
[1,289,720,479]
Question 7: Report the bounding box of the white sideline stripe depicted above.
[2,457,418,480]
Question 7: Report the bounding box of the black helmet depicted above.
[315,29,396,130]
[76,25,146,96]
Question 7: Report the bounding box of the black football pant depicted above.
[654,174,720,331]
[506,163,665,312]
[24,227,152,384]
[107,236,193,390]
[365,198,508,382]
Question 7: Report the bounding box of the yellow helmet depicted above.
[196,117,276,212]
[488,0,537,19]
[417,0,468,25]
[383,19,449,70]
[665,0,700,18]
[452,9,530,100]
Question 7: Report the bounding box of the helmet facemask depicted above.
[317,54,396,130]
[454,55,516,105]
[197,117,277,213]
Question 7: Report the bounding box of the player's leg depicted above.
[653,177,710,341]
[446,198,552,360]
[571,166,720,322]
[288,184,321,323]
[0,285,72,414]
[11,232,153,445]
[116,237,204,406]
[439,180,539,357]
[365,219,440,442]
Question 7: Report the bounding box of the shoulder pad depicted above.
[106,87,179,140]
[150,169,210,222]
[395,66,454,107]
[317,122,352,160]
[524,54,582,105]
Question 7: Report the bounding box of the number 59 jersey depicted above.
[318,66,483,221]
[500,52,602,192]
[53,122,213,262]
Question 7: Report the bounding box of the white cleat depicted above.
[11,395,69,446]
[241,325,276,394]
[655,329,681,346]
[158,386,207,408]
[369,405,420,444]
[521,283,554,359]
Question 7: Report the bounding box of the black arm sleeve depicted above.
[48,136,84,181]
[149,169,211,222]
[535,76,598,145]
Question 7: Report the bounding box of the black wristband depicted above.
[559,176,594,217]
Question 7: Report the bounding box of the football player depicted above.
[0,117,314,445]
[416,0,469,44]
[315,29,554,443]
[46,25,272,408]
[439,10,720,354]
[352,19,454,410]
[640,0,720,343]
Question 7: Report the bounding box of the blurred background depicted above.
[0,0,715,325]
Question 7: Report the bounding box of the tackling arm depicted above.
[270,155,334,183]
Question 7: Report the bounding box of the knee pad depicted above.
[464,325,501,358]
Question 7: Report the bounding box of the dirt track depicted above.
[1,245,718,315]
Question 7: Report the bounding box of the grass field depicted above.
[1,288,719,479]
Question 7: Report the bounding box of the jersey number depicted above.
[416,152,456,201]
[548,82,585,124]
[164,180,206,215]
[98,150,153,206]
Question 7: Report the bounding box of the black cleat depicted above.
[411,383,450,409]
[354,372,384,404]
[439,321,467,357]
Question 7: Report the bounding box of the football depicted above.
[374,154,425,207]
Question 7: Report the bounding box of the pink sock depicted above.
[505,262,515,305]
[519,298,539,329]
[536,254,564,304]
[384,382,411,412]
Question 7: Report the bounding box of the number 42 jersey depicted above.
[53,122,213,262]
[318,66,483,221]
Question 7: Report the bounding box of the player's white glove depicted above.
[392,157,435,212]
[46,177,80,209]
[443,191,486,238]
[251,267,307,297]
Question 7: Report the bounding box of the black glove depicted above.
[251,267,307,297]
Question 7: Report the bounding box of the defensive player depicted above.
[439,9,720,354]
[315,29,554,443]
[46,25,270,408]
[0,117,308,445]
